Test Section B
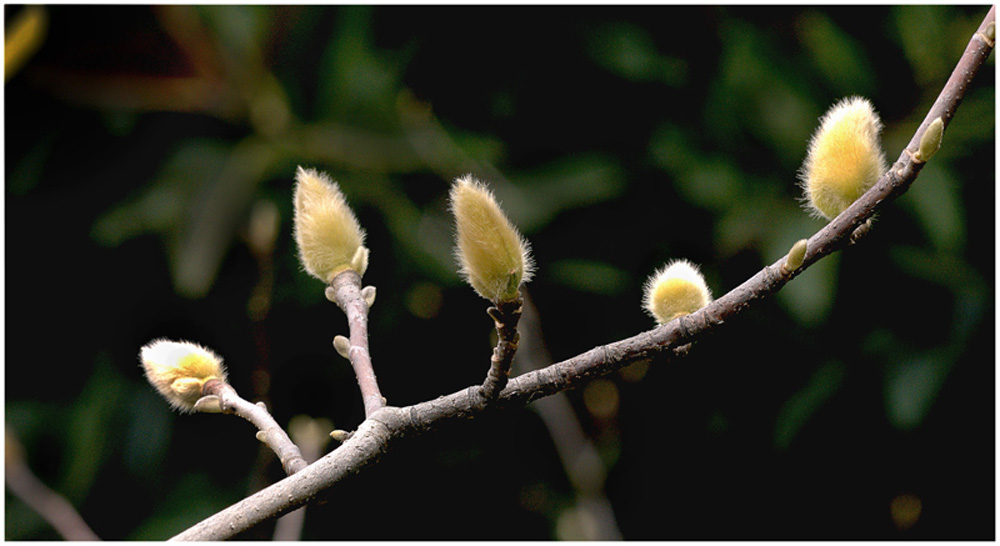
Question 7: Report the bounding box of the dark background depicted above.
[5,5,994,540]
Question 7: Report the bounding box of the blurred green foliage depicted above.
[5,5,993,540]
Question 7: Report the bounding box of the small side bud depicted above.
[916,117,944,163]
[255,431,268,443]
[293,166,368,283]
[449,175,534,303]
[799,96,887,220]
[330,429,353,443]
[192,395,223,413]
[643,259,712,324]
[361,285,377,307]
[783,239,808,273]
[140,339,227,413]
[333,335,352,359]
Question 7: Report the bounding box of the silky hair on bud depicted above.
[293,166,368,282]
[140,339,227,413]
[799,96,887,220]
[449,175,534,303]
[643,259,712,324]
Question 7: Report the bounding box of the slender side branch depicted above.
[481,295,523,399]
[170,8,994,541]
[6,428,100,541]
[327,269,384,418]
[201,380,308,475]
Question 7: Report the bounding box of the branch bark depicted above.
[169,8,995,541]
[327,269,385,418]
[201,380,308,475]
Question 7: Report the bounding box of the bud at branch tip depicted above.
[293,166,369,283]
[449,175,534,303]
[139,339,227,413]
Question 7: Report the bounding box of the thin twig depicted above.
[201,380,308,475]
[169,8,994,541]
[5,428,100,541]
[481,296,523,399]
[327,269,385,418]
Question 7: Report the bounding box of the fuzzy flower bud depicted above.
[293,166,368,283]
[140,339,227,413]
[449,175,534,303]
[643,259,712,324]
[799,96,887,220]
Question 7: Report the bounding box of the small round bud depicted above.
[293,166,368,283]
[799,96,887,220]
[784,239,808,273]
[140,339,227,413]
[361,285,377,307]
[916,117,944,163]
[333,335,352,359]
[449,175,534,303]
[643,259,712,324]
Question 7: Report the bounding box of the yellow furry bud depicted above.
[293,166,368,283]
[449,175,534,303]
[799,96,887,220]
[643,259,712,324]
[140,339,227,413]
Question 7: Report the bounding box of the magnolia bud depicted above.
[643,259,712,324]
[449,175,534,303]
[916,117,944,163]
[140,339,227,413]
[293,166,368,282]
[799,96,887,220]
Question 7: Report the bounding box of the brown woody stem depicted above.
[481,295,523,400]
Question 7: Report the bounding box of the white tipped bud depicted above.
[449,175,534,303]
[293,166,368,282]
[140,339,227,413]
[799,96,887,220]
[643,259,712,324]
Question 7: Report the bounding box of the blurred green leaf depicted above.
[128,474,235,540]
[587,22,687,86]
[898,166,965,253]
[508,154,627,232]
[774,360,845,450]
[884,351,952,431]
[797,11,876,97]
[894,5,953,86]
[60,357,125,503]
[772,214,839,327]
[547,259,630,296]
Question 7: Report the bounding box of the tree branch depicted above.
[201,380,308,475]
[169,8,994,541]
[481,295,523,399]
[5,427,101,541]
[326,269,385,418]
